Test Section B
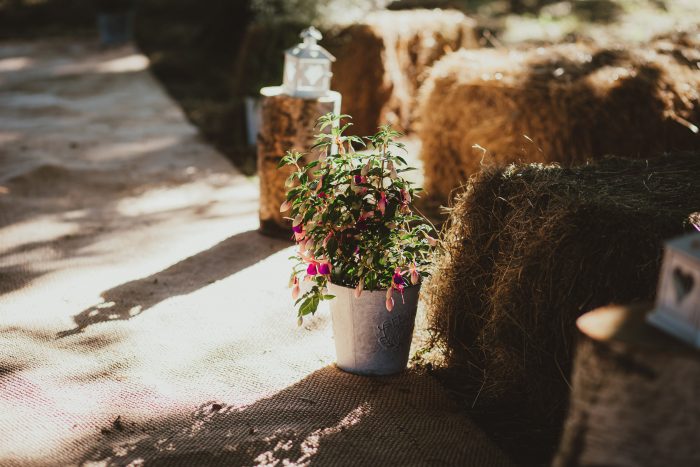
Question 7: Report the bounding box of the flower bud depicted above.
[388,161,398,180]
[297,316,304,327]
[354,278,364,298]
[378,192,387,216]
[361,161,370,176]
[410,263,419,285]
[280,200,291,212]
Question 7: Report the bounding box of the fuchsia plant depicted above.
[280,113,437,321]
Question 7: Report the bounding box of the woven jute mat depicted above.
[0,40,513,466]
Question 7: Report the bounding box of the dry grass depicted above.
[329,8,478,136]
[424,152,700,464]
[418,43,700,205]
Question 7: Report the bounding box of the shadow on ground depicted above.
[79,365,511,467]
[57,230,290,338]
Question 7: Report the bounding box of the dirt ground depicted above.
[0,40,512,466]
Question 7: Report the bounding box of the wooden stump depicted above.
[257,86,340,237]
[554,303,700,467]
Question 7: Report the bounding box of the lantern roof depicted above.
[285,27,336,62]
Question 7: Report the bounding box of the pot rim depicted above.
[328,280,420,293]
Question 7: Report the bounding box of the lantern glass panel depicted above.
[284,56,297,90]
[300,61,326,88]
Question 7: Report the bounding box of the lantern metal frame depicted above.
[283,27,335,99]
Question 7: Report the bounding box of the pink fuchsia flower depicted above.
[378,192,387,216]
[318,262,332,276]
[291,276,300,300]
[280,200,291,212]
[306,263,318,276]
[292,215,305,241]
[409,262,420,285]
[392,267,406,293]
[385,287,394,312]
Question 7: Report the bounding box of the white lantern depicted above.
[648,232,700,347]
[283,27,335,99]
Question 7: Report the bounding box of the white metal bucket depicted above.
[328,282,419,376]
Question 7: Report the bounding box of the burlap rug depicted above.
[0,40,513,466]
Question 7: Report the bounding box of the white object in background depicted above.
[647,232,700,347]
[282,27,335,99]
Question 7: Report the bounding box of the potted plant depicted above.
[280,113,437,375]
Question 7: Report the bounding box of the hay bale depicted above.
[418,44,700,204]
[652,26,700,72]
[329,9,478,135]
[425,152,700,460]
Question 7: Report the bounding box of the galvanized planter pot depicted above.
[328,282,419,376]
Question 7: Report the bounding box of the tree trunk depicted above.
[554,303,700,467]
[257,86,340,237]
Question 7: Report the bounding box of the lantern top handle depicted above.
[301,26,322,44]
[286,26,335,62]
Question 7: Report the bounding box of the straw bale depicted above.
[418,44,700,204]
[329,9,478,135]
[652,26,700,71]
[425,152,700,457]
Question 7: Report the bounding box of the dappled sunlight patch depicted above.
[0,214,79,253]
[95,54,150,74]
[52,48,150,78]
[114,180,257,218]
[294,403,369,464]
[0,56,34,73]
[84,136,179,162]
